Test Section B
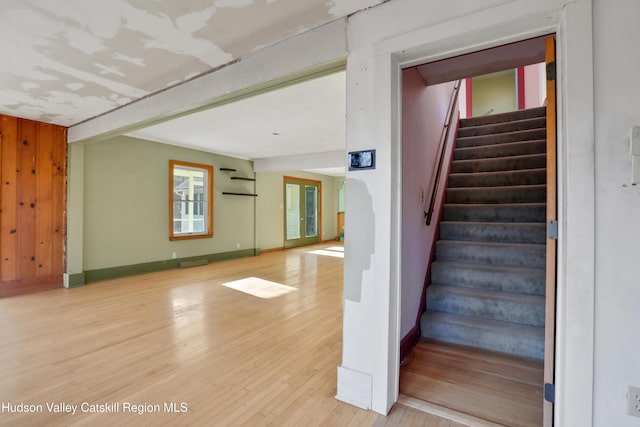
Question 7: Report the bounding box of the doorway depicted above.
[399,35,556,426]
[284,176,321,248]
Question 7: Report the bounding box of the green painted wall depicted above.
[471,69,516,117]
[66,135,342,279]
[337,177,346,212]
[256,171,341,250]
[79,136,256,271]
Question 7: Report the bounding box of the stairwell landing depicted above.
[421,106,547,360]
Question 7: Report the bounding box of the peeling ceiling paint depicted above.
[0,0,383,126]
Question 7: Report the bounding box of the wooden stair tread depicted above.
[400,340,543,427]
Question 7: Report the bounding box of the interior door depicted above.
[284,177,321,248]
[544,35,558,427]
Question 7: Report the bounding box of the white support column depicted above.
[64,143,85,287]
[339,0,594,422]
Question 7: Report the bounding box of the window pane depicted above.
[285,183,301,240]
[170,160,213,240]
[305,185,318,238]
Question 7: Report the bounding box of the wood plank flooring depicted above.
[0,244,457,426]
[400,340,544,427]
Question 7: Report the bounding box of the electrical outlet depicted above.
[171,252,177,259]
[627,386,640,417]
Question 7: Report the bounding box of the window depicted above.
[169,160,213,240]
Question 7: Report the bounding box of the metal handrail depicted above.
[424,80,462,226]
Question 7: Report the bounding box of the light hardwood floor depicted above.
[400,340,544,427]
[0,244,461,426]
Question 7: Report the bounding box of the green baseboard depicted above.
[81,248,258,284]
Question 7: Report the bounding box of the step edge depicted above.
[444,202,546,208]
[451,153,547,165]
[446,184,547,192]
[428,283,546,304]
[455,139,546,151]
[457,118,548,135]
[449,168,547,177]
[456,128,547,142]
[459,116,547,128]
[436,240,546,249]
[459,107,546,126]
[439,221,546,228]
[431,260,546,275]
[422,311,545,335]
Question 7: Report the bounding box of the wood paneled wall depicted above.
[0,115,67,284]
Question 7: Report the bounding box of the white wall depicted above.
[458,79,468,119]
[592,0,640,425]
[524,63,546,109]
[401,70,456,339]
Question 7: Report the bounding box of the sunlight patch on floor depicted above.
[308,246,344,258]
[221,277,297,299]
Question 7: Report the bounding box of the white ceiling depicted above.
[0,0,382,176]
[126,71,346,161]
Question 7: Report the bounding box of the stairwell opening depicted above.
[399,35,556,427]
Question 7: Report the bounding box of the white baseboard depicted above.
[335,366,372,410]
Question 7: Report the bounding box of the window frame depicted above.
[169,160,214,241]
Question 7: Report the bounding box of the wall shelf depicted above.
[222,192,258,197]
[221,168,256,195]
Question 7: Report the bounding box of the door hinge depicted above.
[546,61,556,81]
[544,383,555,403]
[547,220,558,240]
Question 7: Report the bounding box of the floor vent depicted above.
[179,259,208,268]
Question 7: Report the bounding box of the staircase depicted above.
[421,106,547,360]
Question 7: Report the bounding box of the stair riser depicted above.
[448,169,546,188]
[454,140,546,160]
[446,186,546,204]
[426,287,545,327]
[436,242,546,268]
[421,314,544,359]
[431,262,545,295]
[439,223,546,244]
[460,107,546,127]
[451,154,546,173]
[458,117,546,138]
[443,205,546,222]
[456,129,546,149]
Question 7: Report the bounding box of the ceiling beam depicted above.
[68,19,347,144]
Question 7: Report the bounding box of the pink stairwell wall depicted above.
[401,68,458,341]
